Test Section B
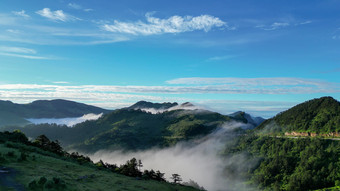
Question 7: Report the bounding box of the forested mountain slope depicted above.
[256,97,340,135]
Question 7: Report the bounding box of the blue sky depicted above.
[0,0,339,117]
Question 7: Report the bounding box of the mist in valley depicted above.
[26,113,103,127]
[88,122,256,191]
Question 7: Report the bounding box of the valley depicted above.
[0,96,340,191]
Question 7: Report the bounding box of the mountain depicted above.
[256,96,340,135]
[221,97,340,191]
[0,99,110,127]
[3,101,261,152]
[229,111,265,127]
[126,101,178,110]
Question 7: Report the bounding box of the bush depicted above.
[38,176,47,185]
[0,153,5,162]
[336,180,340,187]
[7,151,15,157]
[28,180,38,189]
[18,152,28,162]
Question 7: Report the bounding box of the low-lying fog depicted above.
[26,113,103,127]
[88,122,254,191]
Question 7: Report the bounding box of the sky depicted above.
[0,0,340,118]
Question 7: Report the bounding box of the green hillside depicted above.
[0,131,200,191]
[223,135,340,191]
[256,97,340,135]
[0,99,110,127]
[5,108,235,152]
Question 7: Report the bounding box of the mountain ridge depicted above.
[256,96,340,135]
[0,99,111,127]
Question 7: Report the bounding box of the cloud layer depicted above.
[103,13,228,35]
[0,77,337,117]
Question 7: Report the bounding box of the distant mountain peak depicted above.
[229,111,265,126]
[127,101,178,110]
[0,99,110,127]
[180,102,194,107]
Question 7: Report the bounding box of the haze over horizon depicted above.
[1,0,339,118]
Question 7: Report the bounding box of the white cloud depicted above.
[165,77,328,86]
[27,113,103,127]
[53,81,69,84]
[0,52,49,60]
[103,13,228,35]
[0,46,51,60]
[298,20,312,25]
[0,78,338,96]
[256,22,290,30]
[206,55,237,62]
[36,8,79,22]
[12,10,30,18]
[6,29,20,34]
[0,14,127,45]
[0,46,36,54]
[68,3,93,12]
[68,3,82,10]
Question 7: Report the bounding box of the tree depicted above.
[137,159,143,171]
[119,158,141,177]
[34,135,51,147]
[171,174,182,184]
[155,170,165,182]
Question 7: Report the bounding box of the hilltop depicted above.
[256,96,340,135]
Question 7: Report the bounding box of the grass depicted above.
[0,142,199,191]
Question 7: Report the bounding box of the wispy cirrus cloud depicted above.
[256,22,290,30]
[255,19,312,31]
[206,55,237,62]
[68,3,93,12]
[68,3,82,10]
[0,12,126,45]
[12,10,30,18]
[0,46,50,60]
[165,77,328,86]
[0,52,49,60]
[103,13,229,35]
[36,8,79,22]
[0,46,36,54]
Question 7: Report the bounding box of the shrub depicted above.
[7,151,15,157]
[18,152,28,162]
[28,180,38,189]
[38,176,47,185]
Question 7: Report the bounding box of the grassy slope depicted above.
[0,142,198,191]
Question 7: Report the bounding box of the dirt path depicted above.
[0,166,26,191]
